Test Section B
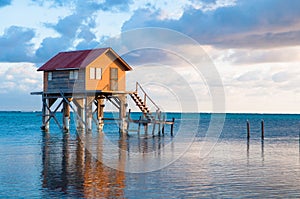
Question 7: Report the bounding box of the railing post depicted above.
[135,82,138,93]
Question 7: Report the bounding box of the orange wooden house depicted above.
[37,47,132,93]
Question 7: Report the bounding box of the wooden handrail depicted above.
[135,82,160,111]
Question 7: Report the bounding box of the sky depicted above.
[0,0,300,113]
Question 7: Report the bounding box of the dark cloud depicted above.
[35,36,70,62]
[0,0,133,63]
[0,0,11,7]
[35,1,100,62]
[0,26,35,62]
[122,0,300,49]
[75,40,99,50]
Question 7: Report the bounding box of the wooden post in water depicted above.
[247,120,250,140]
[158,112,161,136]
[137,116,141,136]
[42,97,50,131]
[75,98,85,131]
[144,124,148,136]
[152,121,156,137]
[126,109,131,134]
[119,94,127,136]
[261,120,264,140]
[86,97,93,132]
[97,98,105,131]
[62,98,70,132]
[170,118,175,136]
[161,114,165,135]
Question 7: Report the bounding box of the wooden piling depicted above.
[170,118,175,136]
[261,119,264,140]
[152,121,156,137]
[247,120,250,139]
[162,114,165,135]
[126,109,131,134]
[97,98,105,131]
[42,97,50,131]
[62,98,70,132]
[75,99,85,131]
[137,116,141,136]
[157,112,161,136]
[118,94,127,136]
[144,124,148,135]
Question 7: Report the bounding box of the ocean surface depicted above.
[0,112,300,198]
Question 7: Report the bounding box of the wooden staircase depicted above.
[129,82,160,121]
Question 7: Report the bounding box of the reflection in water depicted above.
[41,132,127,198]
[261,140,264,165]
[40,131,300,198]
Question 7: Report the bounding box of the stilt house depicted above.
[38,47,132,93]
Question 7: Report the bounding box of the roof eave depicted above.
[108,48,133,71]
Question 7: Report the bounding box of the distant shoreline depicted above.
[1,111,300,115]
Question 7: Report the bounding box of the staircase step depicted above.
[130,91,157,121]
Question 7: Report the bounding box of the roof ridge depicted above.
[59,47,110,54]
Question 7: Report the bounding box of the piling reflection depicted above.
[261,140,265,165]
[41,131,127,198]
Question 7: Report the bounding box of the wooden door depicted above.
[110,68,118,91]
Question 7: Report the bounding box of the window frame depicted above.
[48,72,52,81]
[69,70,78,80]
[96,68,102,80]
[89,67,102,80]
[90,67,95,80]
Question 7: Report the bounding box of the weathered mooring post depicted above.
[74,98,85,131]
[247,120,250,140]
[62,98,71,132]
[86,97,94,132]
[261,119,264,140]
[42,97,49,131]
[97,97,105,131]
[119,94,128,136]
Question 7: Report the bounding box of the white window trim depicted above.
[69,70,79,80]
[90,67,102,80]
[90,67,95,79]
[48,72,52,81]
[96,68,102,80]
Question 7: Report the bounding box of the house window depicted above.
[90,67,102,80]
[48,72,52,81]
[69,70,78,80]
[96,68,102,79]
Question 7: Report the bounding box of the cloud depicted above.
[217,46,300,65]
[99,0,133,12]
[31,0,133,11]
[272,71,288,83]
[35,1,101,62]
[31,0,61,6]
[236,70,261,82]
[0,63,42,94]
[122,0,300,49]
[0,0,11,7]
[0,26,35,62]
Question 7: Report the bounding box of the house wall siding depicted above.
[85,52,126,91]
[46,70,85,93]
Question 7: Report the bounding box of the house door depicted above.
[110,68,118,91]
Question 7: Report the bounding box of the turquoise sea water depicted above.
[0,112,300,198]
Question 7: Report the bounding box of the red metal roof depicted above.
[37,47,132,71]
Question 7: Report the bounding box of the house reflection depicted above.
[41,132,126,198]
